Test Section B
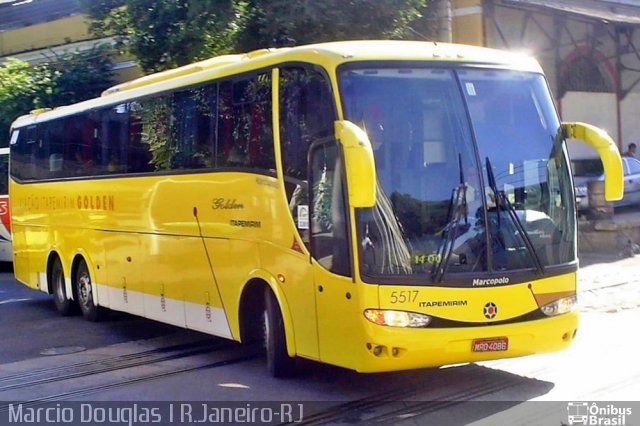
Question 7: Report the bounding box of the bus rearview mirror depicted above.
[562,122,624,201]
[335,120,377,208]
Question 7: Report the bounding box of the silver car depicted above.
[573,156,640,211]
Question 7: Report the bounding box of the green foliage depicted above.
[139,97,177,170]
[313,166,334,232]
[406,1,442,41]
[83,0,236,72]
[82,0,438,72]
[80,0,130,52]
[236,0,433,50]
[40,45,115,106]
[0,59,50,147]
[80,0,126,19]
[0,49,114,147]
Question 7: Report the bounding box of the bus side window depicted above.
[217,73,274,171]
[62,114,94,177]
[101,103,130,174]
[217,81,234,167]
[127,101,153,173]
[47,120,65,178]
[247,73,274,171]
[12,125,40,181]
[173,85,216,170]
[138,96,176,171]
[32,124,48,180]
[230,78,251,167]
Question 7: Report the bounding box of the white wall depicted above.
[620,91,640,152]
[561,92,618,159]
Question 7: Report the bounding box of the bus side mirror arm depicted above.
[562,122,624,201]
[335,121,377,208]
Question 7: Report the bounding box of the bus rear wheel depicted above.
[51,257,77,316]
[76,260,106,322]
[264,289,296,378]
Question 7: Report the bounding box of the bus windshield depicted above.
[339,66,575,283]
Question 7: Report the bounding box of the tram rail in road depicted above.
[0,339,231,394]
[0,337,259,407]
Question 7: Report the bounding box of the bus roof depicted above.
[11,40,543,129]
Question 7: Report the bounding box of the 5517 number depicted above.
[389,290,419,304]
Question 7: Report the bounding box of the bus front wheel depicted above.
[51,257,77,316]
[264,289,295,378]
[76,260,106,322]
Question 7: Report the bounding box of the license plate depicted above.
[472,337,509,352]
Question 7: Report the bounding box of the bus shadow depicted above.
[270,360,556,424]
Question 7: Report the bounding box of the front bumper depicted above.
[352,311,578,373]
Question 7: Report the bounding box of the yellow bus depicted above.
[9,41,623,377]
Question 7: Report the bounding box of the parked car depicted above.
[572,156,640,211]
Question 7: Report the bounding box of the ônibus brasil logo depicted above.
[567,402,632,425]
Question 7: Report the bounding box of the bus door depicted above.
[308,142,358,367]
[279,66,352,361]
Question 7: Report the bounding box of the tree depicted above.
[83,0,438,73]
[82,0,236,73]
[236,0,433,50]
[41,45,115,106]
[0,48,114,147]
[0,59,51,147]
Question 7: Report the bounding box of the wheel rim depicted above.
[77,271,92,309]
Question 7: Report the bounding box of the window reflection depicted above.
[340,67,576,281]
[341,68,487,277]
[460,70,576,269]
[11,73,276,180]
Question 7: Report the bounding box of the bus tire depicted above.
[51,257,77,316]
[264,289,295,378]
[76,259,106,322]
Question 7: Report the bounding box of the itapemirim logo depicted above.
[567,402,632,426]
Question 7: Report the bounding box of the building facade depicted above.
[450,0,640,156]
[0,0,139,81]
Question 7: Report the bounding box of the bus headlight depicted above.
[540,295,577,316]
[364,309,431,327]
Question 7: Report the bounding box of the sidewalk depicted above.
[578,252,640,312]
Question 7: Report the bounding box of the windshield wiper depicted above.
[485,157,545,275]
[432,155,468,283]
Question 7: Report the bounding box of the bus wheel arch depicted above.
[238,279,268,345]
[47,251,77,316]
[71,255,106,322]
[238,277,296,377]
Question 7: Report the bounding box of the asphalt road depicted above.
[0,263,186,364]
[0,257,638,425]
